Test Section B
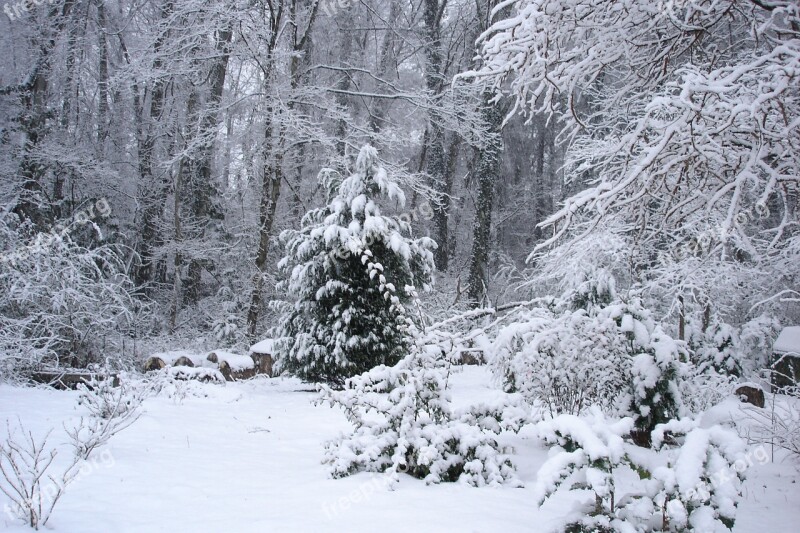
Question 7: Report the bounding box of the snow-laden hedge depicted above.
[0,221,134,376]
[318,344,528,487]
[492,288,684,438]
[534,409,746,532]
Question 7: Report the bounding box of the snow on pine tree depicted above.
[690,321,743,378]
[273,145,436,386]
[621,325,686,448]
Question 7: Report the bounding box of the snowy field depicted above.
[1,368,798,533]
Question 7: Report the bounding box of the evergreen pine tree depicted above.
[623,326,685,447]
[273,145,436,386]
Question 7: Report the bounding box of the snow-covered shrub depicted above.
[621,327,686,447]
[689,321,743,377]
[0,218,134,376]
[76,372,148,421]
[533,409,634,529]
[211,314,241,345]
[318,343,526,487]
[68,373,148,459]
[492,282,684,424]
[274,145,435,386]
[739,315,781,373]
[649,419,747,532]
[737,387,800,460]
[0,422,80,530]
[679,368,738,415]
[566,268,617,312]
[163,366,225,384]
[679,315,781,413]
[533,411,746,532]
[138,366,224,404]
[491,305,552,394]
[493,306,630,416]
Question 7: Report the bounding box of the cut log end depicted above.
[143,357,167,372]
[172,356,195,368]
[219,360,257,381]
[735,384,765,408]
[250,352,274,377]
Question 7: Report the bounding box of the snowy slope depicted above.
[0,368,797,532]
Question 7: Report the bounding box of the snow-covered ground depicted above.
[1,368,797,532]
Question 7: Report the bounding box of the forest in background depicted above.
[0,0,797,378]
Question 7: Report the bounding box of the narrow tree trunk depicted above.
[467,92,503,307]
[13,1,77,227]
[246,0,320,338]
[423,0,450,271]
[185,24,233,302]
[702,300,711,333]
[133,0,174,288]
[334,10,354,160]
[96,1,110,145]
[368,1,401,136]
[169,160,184,331]
[247,144,282,338]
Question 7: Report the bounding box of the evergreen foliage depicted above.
[273,146,435,386]
[534,411,746,532]
[318,342,527,486]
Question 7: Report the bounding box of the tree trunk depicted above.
[467,92,503,307]
[423,0,450,271]
[133,0,174,289]
[96,0,110,145]
[12,1,78,227]
[246,0,320,338]
[247,143,282,338]
[185,23,234,302]
[368,1,402,137]
[169,158,185,331]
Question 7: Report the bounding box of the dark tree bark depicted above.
[185,23,234,302]
[467,92,503,307]
[132,0,174,288]
[422,0,451,272]
[10,1,78,228]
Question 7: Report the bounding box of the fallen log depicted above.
[31,371,118,390]
[143,351,203,372]
[172,356,195,368]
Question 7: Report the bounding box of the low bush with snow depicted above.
[491,275,684,431]
[533,410,746,532]
[0,224,134,377]
[318,343,527,487]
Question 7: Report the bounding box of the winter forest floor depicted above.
[1,367,798,533]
